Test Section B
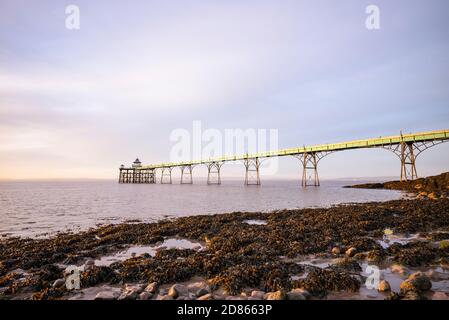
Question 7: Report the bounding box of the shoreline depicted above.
[1,173,449,300]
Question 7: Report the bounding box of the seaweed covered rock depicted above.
[293,269,360,297]
[400,272,432,294]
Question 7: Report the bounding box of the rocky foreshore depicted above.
[1,174,449,300]
[345,172,449,200]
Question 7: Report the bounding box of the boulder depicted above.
[400,272,432,294]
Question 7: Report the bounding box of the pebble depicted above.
[264,290,286,300]
[144,282,158,294]
[118,283,146,300]
[197,293,213,300]
[139,292,152,300]
[289,288,310,299]
[251,290,265,299]
[187,281,210,295]
[345,247,357,257]
[287,289,306,300]
[94,291,119,300]
[390,264,408,275]
[168,284,188,298]
[196,288,210,297]
[378,280,391,292]
[124,283,145,294]
[52,279,66,288]
[118,290,138,300]
[331,247,341,255]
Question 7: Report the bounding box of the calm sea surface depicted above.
[0,179,404,238]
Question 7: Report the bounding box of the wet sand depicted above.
[1,173,449,300]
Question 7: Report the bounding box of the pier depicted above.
[119,129,449,186]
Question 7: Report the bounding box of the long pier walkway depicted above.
[119,129,449,186]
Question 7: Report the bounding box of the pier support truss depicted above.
[160,167,173,184]
[383,139,448,182]
[180,165,194,184]
[294,151,333,187]
[244,158,260,186]
[119,169,155,184]
[206,162,224,185]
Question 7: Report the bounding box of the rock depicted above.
[94,291,119,300]
[378,280,391,292]
[124,283,145,294]
[289,288,310,299]
[156,295,173,300]
[118,290,138,300]
[187,281,210,295]
[144,282,158,294]
[139,292,152,300]
[251,290,265,299]
[196,288,210,297]
[287,289,306,300]
[418,191,428,197]
[439,240,449,250]
[159,288,168,296]
[264,290,286,300]
[331,247,340,255]
[345,247,357,257]
[400,272,432,294]
[390,264,408,275]
[52,279,66,288]
[118,283,145,300]
[168,284,188,298]
[428,193,437,200]
[197,293,213,300]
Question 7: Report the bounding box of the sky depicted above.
[0,0,448,180]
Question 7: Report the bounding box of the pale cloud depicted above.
[0,0,448,179]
